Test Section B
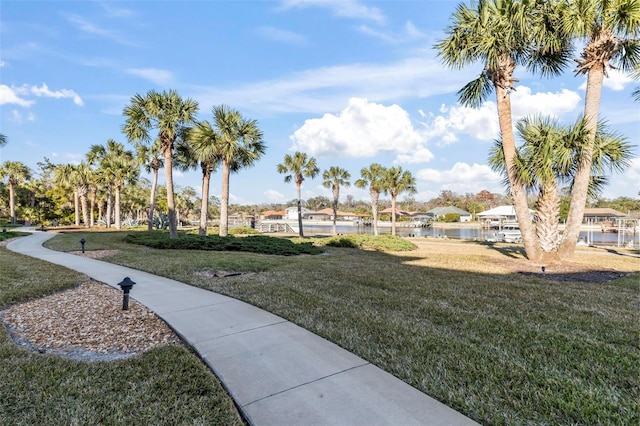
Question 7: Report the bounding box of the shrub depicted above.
[321,234,416,251]
[123,232,323,256]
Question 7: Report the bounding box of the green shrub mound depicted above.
[321,234,416,251]
[124,232,323,255]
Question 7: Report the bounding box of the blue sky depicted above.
[1,0,638,207]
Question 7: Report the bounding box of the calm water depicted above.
[300,223,638,246]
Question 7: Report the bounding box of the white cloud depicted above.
[416,162,502,194]
[126,68,174,85]
[255,26,307,45]
[194,56,470,114]
[265,189,287,203]
[356,21,425,43]
[418,103,499,145]
[625,157,640,189]
[10,109,36,123]
[510,86,581,118]
[603,69,634,91]
[31,83,84,106]
[0,60,5,67]
[394,147,434,164]
[63,13,138,46]
[290,98,426,159]
[0,84,34,106]
[280,0,385,24]
[418,85,582,147]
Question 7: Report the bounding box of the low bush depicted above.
[321,234,416,251]
[124,232,323,255]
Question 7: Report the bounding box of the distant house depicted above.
[427,206,472,222]
[582,208,626,223]
[303,208,359,221]
[477,205,534,226]
[379,207,412,218]
[261,210,285,220]
[285,206,313,220]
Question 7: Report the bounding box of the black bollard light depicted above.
[541,265,546,276]
[80,238,86,253]
[117,277,136,310]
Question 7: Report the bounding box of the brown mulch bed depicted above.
[485,257,631,283]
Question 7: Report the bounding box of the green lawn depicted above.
[43,230,640,425]
[0,244,244,425]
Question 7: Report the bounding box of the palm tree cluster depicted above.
[122,90,266,238]
[437,0,638,261]
[277,153,416,237]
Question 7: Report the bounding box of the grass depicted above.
[38,231,640,424]
[0,243,244,425]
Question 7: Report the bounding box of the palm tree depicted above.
[122,89,199,238]
[0,133,6,147]
[0,161,31,223]
[102,152,138,230]
[176,132,217,235]
[322,166,351,235]
[53,163,91,227]
[436,0,571,262]
[355,163,386,236]
[277,151,319,237]
[489,115,633,258]
[87,140,135,229]
[195,105,266,237]
[135,141,164,231]
[383,167,416,236]
[557,0,640,259]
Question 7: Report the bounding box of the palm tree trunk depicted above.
[148,168,159,232]
[80,194,89,228]
[106,187,113,229]
[296,182,304,237]
[8,182,15,224]
[74,190,80,226]
[199,169,211,236]
[536,182,560,255]
[495,84,541,261]
[559,64,604,260]
[98,202,103,226]
[371,190,379,236]
[391,195,397,236]
[115,185,122,230]
[90,189,96,227]
[332,187,338,236]
[164,149,178,239]
[220,161,230,237]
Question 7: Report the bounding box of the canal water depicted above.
[301,224,638,247]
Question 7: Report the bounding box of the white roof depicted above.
[478,205,534,217]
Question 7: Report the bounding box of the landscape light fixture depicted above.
[80,238,86,253]
[541,265,546,276]
[117,277,136,310]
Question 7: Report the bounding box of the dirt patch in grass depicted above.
[485,257,631,283]
[195,269,254,278]
[69,249,120,259]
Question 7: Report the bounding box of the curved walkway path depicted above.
[7,229,478,426]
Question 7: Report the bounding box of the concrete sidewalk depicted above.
[6,230,478,426]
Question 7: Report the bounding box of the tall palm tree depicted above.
[135,141,164,231]
[0,161,31,223]
[53,163,91,227]
[195,105,266,237]
[102,152,138,230]
[122,89,199,238]
[0,133,6,147]
[557,0,640,259]
[187,122,220,235]
[322,166,351,235]
[489,115,633,257]
[87,140,134,229]
[355,163,386,236]
[436,0,571,262]
[383,166,417,236]
[277,151,319,237]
